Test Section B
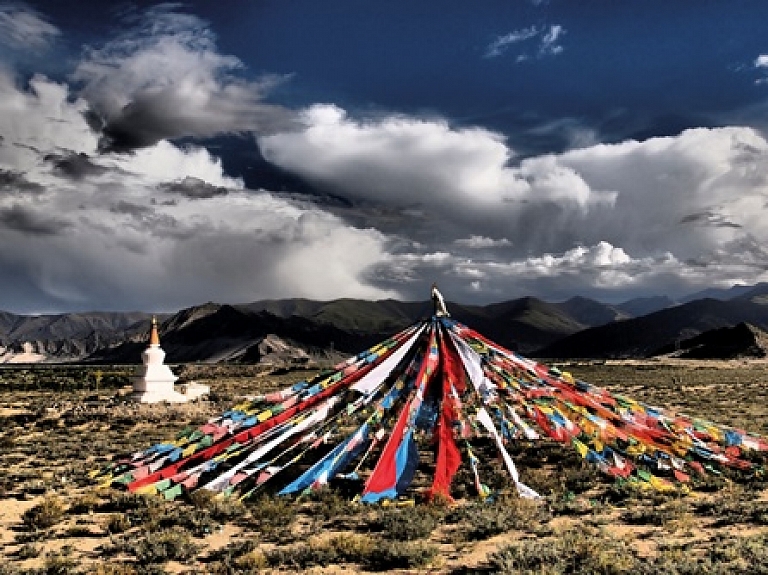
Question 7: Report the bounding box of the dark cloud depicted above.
[159,176,228,200]
[0,169,44,194]
[96,96,292,153]
[72,5,294,153]
[680,211,742,229]
[44,151,108,180]
[107,201,194,239]
[109,200,153,218]
[0,204,71,235]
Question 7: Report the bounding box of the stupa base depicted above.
[131,389,190,404]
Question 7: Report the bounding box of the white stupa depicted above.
[132,317,190,404]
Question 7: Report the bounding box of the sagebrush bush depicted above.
[308,488,362,521]
[91,564,139,575]
[448,496,549,541]
[487,528,640,574]
[267,533,375,569]
[156,505,217,537]
[22,496,66,530]
[105,513,131,534]
[132,527,199,564]
[189,489,245,521]
[244,494,297,540]
[622,500,690,527]
[362,540,439,571]
[42,551,79,575]
[15,542,40,559]
[368,505,440,540]
[68,491,101,514]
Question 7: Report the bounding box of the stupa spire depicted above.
[149,316,160,346]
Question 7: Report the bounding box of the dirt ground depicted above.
[1,361,767,574]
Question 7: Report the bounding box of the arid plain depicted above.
[1,360,767,574]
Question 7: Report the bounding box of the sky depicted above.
[3,1,768,313]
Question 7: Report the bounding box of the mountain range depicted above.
[1,283,767,364]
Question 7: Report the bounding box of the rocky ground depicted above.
[0,362,767,574]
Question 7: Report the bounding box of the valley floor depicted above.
[1,362,767,574]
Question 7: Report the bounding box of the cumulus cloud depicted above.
[0,3,59,51]
[454,235,511,248]
[0,72,96,171]
[261,104,617,253]
[262,106,768,302]
[71,4,293,152]
[0,69,398,313]
[484,24,565,60]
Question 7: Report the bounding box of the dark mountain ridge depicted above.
[651,322,768,359]
[537,297,768,358]
[4,284,768,363]
[0,311,156,359]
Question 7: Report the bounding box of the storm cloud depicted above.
[0,65,396,313]
[0,204,71,235]
[71,5,294,152]
[160,176,228,200]
[44,151,107,180]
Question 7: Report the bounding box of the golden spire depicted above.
[149,315,160,346]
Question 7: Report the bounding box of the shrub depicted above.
[133,527,199,564]
[69,491,101,514]
[448,497,549,541]
[362,540,439,571]
[232,550,269,572]
[622,500,690,527]
[189,489,245,521]
[267,534,375,569]
[100,493,163,529]
[308,488,361,521]
[41,552,78,575]
[22,496,66,530]
[156,505,217,537]
[15,542,40,559]
[368,505,440,540]
[92,565,139,575]
[106,513,131,534]
[487,528,640,574]
[244,494,297,540]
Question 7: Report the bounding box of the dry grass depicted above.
[0,361,767,573]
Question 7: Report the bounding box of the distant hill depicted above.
[732,283,768,306]
[0,294,625,363]
[680,284,759,303]
[651,322,768,359]
[536,297,768,358]
[88,304,373,365]
[241,298,429,334]
[6,285,768,364]
[0,311,156,362]
[616,295,676,317]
